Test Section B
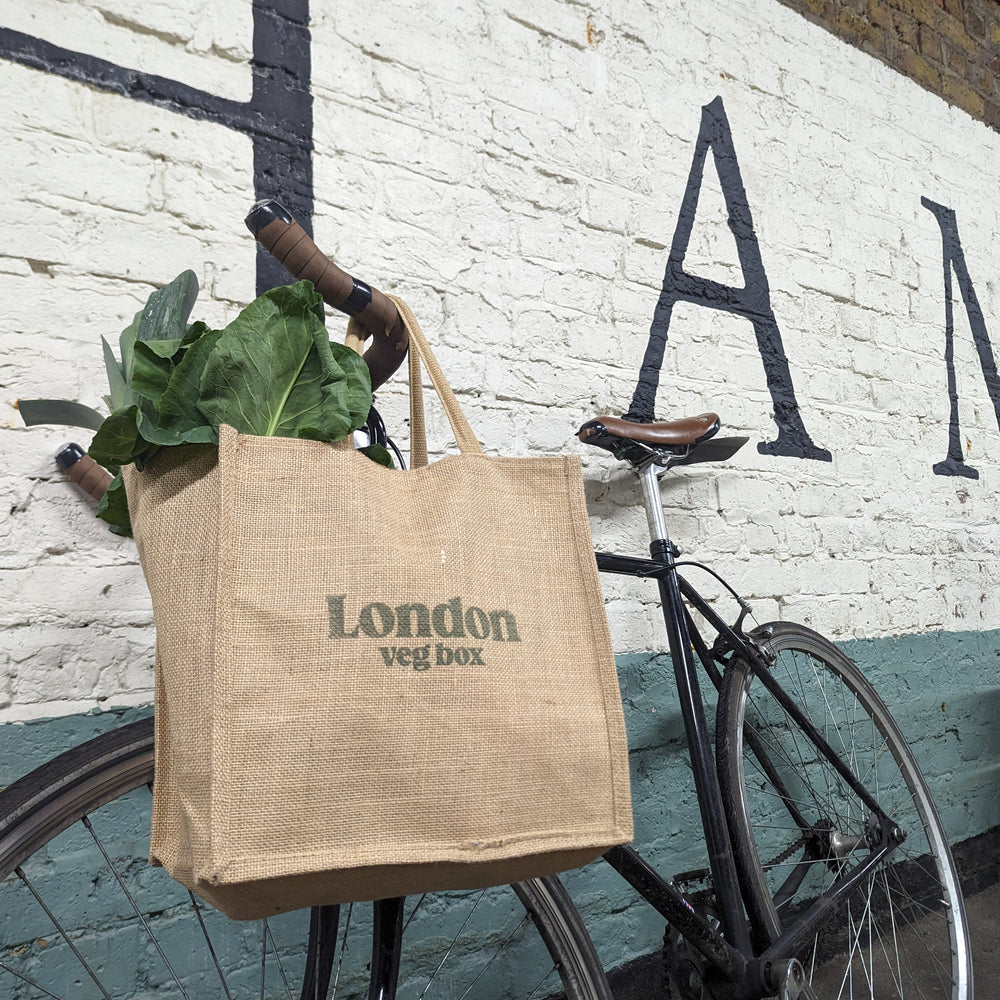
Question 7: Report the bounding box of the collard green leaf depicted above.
[136,270,200,358]
[196,281,323,437]
[88,405,145,468]
[197,281,371,440]
[118,309,142,388]
[102,335,131,412]
[181,319,213,349]
[312,347,373,438]
[136,408,217,448]
[131,341,174,409]
[360,443,394,468]
[155,325,224,439]
[17,399,107,431]
[96,473,132,536]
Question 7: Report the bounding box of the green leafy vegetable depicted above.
[101,334,130,412]
[95,472,132,536]
[136,269,199,356]
[197,282,370,441]
[89,405,144,469]
[154,325,225,438]
[360,443,394,468]
[93,272,382,535]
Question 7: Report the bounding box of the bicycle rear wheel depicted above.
[0,718,611,999]
[717,622,972,999]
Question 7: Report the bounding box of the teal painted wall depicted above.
[2,627,997,990]
[564,629,1000,969]
[0,706,152,784]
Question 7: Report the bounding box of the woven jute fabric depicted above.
[123,301,632,920]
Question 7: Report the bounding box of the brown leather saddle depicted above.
[578,413,748,467]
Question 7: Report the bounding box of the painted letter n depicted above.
[921,197,1000,479]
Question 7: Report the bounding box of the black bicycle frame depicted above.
[594,547,906,993]
[360,543,905,1000]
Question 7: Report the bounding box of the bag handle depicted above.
[348,296,482,468]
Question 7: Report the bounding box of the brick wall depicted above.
[2,0,1000,907]
[2,0,1000,987]
[2,0,999,721]
[776,0,1000,130]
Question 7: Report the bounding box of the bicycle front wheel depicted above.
[0,718,611,1000]
[717,622,972,999]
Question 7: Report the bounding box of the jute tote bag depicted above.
[123,297,632,920]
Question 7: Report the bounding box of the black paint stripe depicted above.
[0,7,316,295]
[0,25,308,147]
[249,0,313,292]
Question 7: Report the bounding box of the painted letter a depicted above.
[627,96,830,462]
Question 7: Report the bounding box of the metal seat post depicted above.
[639,460,671,549]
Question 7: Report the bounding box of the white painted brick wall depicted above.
[0,0,252,100]
[2,0,1000,721]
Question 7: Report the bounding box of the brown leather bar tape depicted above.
[56,446,113,501]
[247,202,408,390]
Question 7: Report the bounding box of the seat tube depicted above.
[639,462,752,956]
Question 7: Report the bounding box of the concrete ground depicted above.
[803,880,998,992]
[966,884,998,990]
[955,830,998,991]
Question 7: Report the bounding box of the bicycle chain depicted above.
[765,834,807,871]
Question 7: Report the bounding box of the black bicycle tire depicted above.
[0,718,612,1000]
[716,621,973,999]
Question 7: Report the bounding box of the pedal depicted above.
[672,867,712,891]
[662,881,720,1000]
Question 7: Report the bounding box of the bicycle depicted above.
[1,203,973,999]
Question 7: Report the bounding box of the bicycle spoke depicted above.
[260,921,267,1000]
[874,876,908,997]
[331,902,355,1000]
[187,891,235,1000]
[875,874,955,994]
[457,913,533,1000]
[263,918,295,1000]
[741,709,834,822]
[402,894,428,935]
[842,883,875,995]
[82,815,193,1000]
[16,865,112,1000]
[525,965,558,999]
[0,959,69,1000]
[416,891,488,999]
